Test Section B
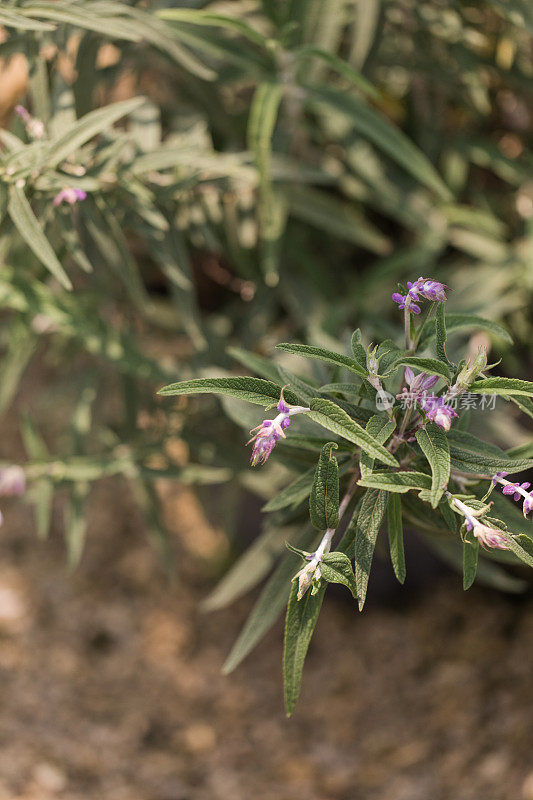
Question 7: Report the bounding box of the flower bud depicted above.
[455,346,488,389]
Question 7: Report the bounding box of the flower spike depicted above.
[247,386,309,467]
[493,475,533,518]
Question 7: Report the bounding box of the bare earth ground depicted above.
[0,470,531,800]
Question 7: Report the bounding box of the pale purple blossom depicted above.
[496,478,533,518]
[419,394,458,431]
[404,368,439,393]
[15,105,44,139]
[469,520,511,550]
[247,386,309,467]
[392,292,421,315]
[53,187,87,206]
[0,466,26,496]
[392,276,448,314]
[449,494,510,550]
[398,369,457,431]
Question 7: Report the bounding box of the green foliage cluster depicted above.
[0,0,532,704]
[161,295,533,713]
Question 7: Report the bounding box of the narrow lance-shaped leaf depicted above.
[157,377,301,407]
[419,313,513,347]
[463,535,479,590]
[469,377,533,397]
[306,85,452,200]
[351,329,367,369]
[277,343,367,377]
[360,415,396,478]
[387,493,406,584]
[435,302,452,366]
[222,527,319,674]
[8,185,72,290]
[505,534,533,569]
[248,82,285,284]
[283,581,326,716]
[358,471,431,493]
[353,488,388,610]
[415,423,451,508]
[262,468,315,513]
[308,398,398,467]
[310,442,339,530]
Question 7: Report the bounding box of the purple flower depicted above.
[392,293,421,315]
[491,470,508,486]
[392,277,448,315]
[493,474,533,518]
[418,394,458,431]
[53,187,87,206]
[247,386,309,467]
[499,480,533,518]
[15,104,44,139]
[450,495,510,550]
[404,368,439,393]
[0,466,26,497]
[415,279,448,302]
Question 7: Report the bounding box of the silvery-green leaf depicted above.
[308,398,398,467]
[415,423,451,508]
[320,552,358,599]
[309,443,339,530]
[387,493,406,584]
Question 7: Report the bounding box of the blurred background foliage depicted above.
[0,0,531,566]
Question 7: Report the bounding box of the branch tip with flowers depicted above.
[158,276,533,712]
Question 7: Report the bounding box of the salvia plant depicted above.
[159,279,533,714]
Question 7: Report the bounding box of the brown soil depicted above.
[0,472,532,800]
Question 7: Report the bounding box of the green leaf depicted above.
[285,185,391,255]
[40,96,145,170]
[320,552,358,599]
[283,581,326,716]
[353,489,388,610]
[393,356,451,383]
[469,377,533,397]
[387,493,406,584]
[435,302,452,366]
[222,527,319,674]
[262,468,315,512]
[0,8,56,30]
[64,483,89,568]
[307,398,398,467]
[505,534,533,569]
[293,45,378,97]
[276,343,367,378]
[248,82,285,283]
[309,443,339,530]
[510,396,533,420]
[8,185,72,290]
[21,415,53,540]
[157,7,272,47]
[463,536,479,590]
[306,85,452,200]
[415,423,451,508]
[419,313,513,347]
[447,431,533,475]
[358,471,431,493]
[359,415,396,477]
[157,377,301,407]
[351,329,367,369]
